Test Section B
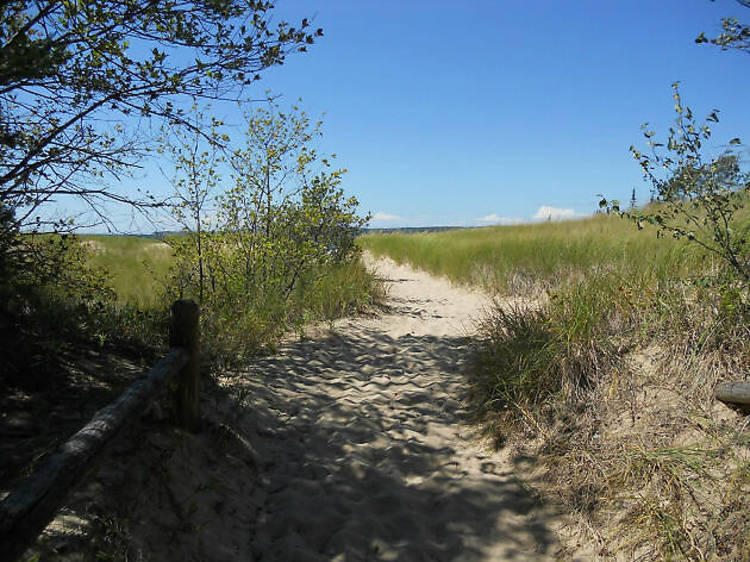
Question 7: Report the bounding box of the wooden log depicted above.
[714,381,750,406]
[0,348,189,562]
[169,299,201,432]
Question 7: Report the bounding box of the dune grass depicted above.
[360,213,712,294]
[80,235,174,306]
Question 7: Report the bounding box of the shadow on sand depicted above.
[219,326,561,561]
[24,326,562,561]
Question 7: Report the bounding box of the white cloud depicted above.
[531,205,577,221]
[371,212,403,222]
[475,213,525,225]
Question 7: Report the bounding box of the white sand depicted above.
[228,254,562,560]
[37,254,563,561]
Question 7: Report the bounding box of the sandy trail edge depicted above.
[29,254,566,561]
[226,254,563,560]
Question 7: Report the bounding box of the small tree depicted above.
[159,107,227,303]
[219,100,367,301]
[600,83,750,284]
[162,101,368,324]
[159,101,368,360]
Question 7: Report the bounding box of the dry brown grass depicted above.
[489,302,750,561]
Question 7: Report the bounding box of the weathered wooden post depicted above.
[169,299,201,432]
[714,381,750,407]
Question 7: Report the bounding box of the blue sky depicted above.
[103,0,750,231]
[252,0,750,228]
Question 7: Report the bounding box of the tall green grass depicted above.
[361,213,710,293]
[81,235,173,306]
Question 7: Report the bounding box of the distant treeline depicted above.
[363,226,467,235]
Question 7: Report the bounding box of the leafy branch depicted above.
[600,83,750,283]
[0,1,322,233]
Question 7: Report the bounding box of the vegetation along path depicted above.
[227,254,562,560]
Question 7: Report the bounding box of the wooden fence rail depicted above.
[714,381,750,406]
[0,299,200,562]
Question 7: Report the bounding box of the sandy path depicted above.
[234,255,561,560]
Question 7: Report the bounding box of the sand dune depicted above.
[33,254,563,561]
[218,255,561,560]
